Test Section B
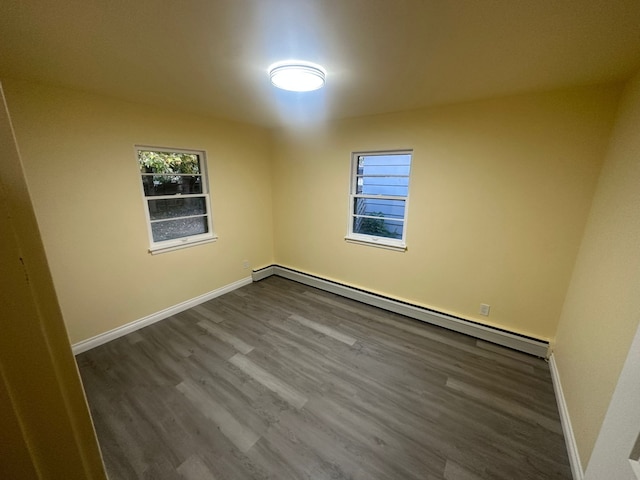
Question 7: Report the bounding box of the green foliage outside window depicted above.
[138,150,202,195]
[359,212,397,238]
[138,150,200,175]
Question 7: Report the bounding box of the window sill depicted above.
[149,235,218,255]
[344,236,407,252]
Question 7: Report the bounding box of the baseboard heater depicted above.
[252,264,549,358]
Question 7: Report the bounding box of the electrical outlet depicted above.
[242,260,249,270]
[480,304,490,316]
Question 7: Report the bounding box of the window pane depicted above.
[142,176,203,196]
[354,198,405,219]
[151,216,209,242]
[138,151,201,175]
[353,216,403,239]
[357,163,411,176]
[356,176,409,196]
[355,154,410,196]
[358,154,411,168]
[148,197,207,220]
[350,151,411,244]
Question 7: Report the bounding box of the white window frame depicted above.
[345,150,412,252]
[136,145,217,254]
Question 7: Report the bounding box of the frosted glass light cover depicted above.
[269,62,326,92]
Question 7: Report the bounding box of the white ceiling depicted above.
[1,0,639,127]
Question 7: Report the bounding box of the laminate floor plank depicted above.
[259,323,448,415]
[303,395,446,480]
[176,454,217,480]
[444,460,485,480]
[190,304,226,324]
[229,353,309,409]
[198,320,255,354]
[176,379,260,453]
[288,313,358,346]
[77,276,572,479]
[445,377,563,434]
[433,392,568,480]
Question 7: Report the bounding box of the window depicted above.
[137,146,216,254]
[346,150,412,251]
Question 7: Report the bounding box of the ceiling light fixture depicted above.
[268,61,326,92]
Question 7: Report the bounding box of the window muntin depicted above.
[137,147,216,253]
[347,151,412,250]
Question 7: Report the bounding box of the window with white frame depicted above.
[346,150,412,250]
[137,146,216,254]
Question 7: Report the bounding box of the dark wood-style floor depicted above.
[77,276,571,480]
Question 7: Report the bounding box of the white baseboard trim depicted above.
[251,265,275,282]
[254,265,549,357]
[72,276,252,355]
[549,353,584,480]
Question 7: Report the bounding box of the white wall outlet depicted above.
[242,260,249,269]
[480,304,491,316]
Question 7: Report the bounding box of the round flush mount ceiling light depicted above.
[268,60,326,92]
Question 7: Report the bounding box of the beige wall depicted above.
[3,79,274,344]
[554,71,640,469]
[0,82,106,479]
[272,85,621,340]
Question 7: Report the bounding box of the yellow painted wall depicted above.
[553,71,640,469]
[2,79,274,344]
[272,85,621,340]
[0,82,106,479]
